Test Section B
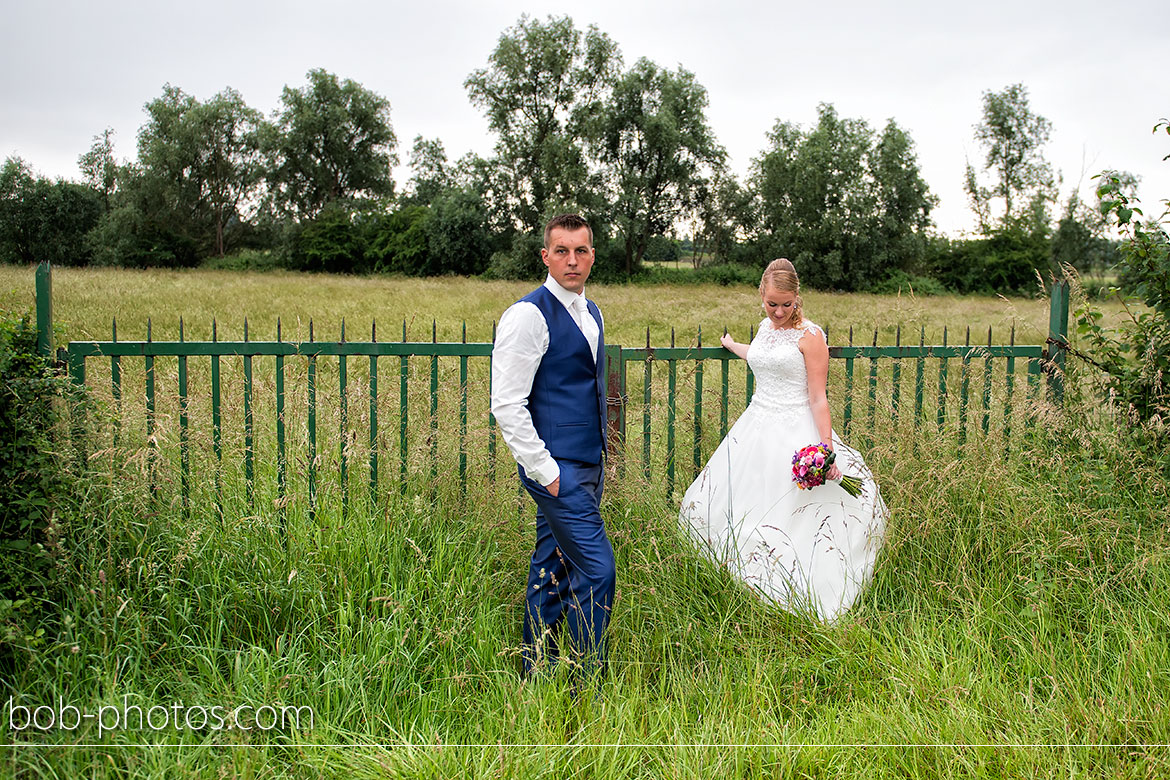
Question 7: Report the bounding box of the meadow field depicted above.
[1,266,1167,778]
[0,264,1125,347]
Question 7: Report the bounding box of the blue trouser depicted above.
[519,459,614,675]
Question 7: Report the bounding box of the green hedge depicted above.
[0,313,73,656]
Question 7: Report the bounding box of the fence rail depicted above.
[35,263,1069,524]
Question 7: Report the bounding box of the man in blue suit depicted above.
[490,214,614,677]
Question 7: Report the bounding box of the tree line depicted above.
[0,15,1131,293]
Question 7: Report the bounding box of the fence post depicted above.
[1047,278,1070,406]
[36,262,53,359]
[605,344,625,456]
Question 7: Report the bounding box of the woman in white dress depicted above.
[679,259,887,622]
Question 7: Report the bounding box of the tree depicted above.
[77,128,118,213]
[965,83,1055,231]
[465,15,621,232]
[451,151,518,242]
[752,106,935,290]
[1051,174,1129,277]
[129,84,265,260]
[869,120,937,277]
[404,135,453,206]
[691,171,754,267]
[268,69,398,219]
[424,186,492,275]
[0,157,102,265]
[200,89,266,256]
[753,105,934,290]
[593,58,725,274]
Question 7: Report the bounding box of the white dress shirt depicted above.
[491,275,602,487]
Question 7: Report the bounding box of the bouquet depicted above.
[792,442,864,497]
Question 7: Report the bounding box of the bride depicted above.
[679,258,887,621]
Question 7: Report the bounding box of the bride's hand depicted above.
[720,332,736,350]
[827,463,842,481]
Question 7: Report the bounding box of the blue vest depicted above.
[520,286,606,465]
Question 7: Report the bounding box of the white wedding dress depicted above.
[679,319,887,621]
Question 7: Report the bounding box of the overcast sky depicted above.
[4,0,1167,236]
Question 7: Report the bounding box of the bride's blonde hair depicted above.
[759,258,803,327]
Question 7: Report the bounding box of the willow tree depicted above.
[465,15,621,233]
[593,58,725,274]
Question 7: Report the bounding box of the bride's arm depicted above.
[720,331,750,360]
[802,332,842,479]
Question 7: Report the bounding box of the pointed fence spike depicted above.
[987,325,992,347]
[147,318,152,342]
[310,318,314,343]
[277,317,282,342]
[671,327,675,348]
[872,329,878,348]
[213,318,217,342]
[647,326,651,349]
[372,319,377,342]
[341,318,346,343]
[462,320,467,344]
[180,317,184,342]
[896,324,901,346]
[403,318,407,341]
[112,317,117,342]
[492,320,497,342]
[432,319,437,343]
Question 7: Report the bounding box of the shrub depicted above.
[424,188,494,276]
[1075,157,1170,436]
[199,248,282,271]
[366,205,431,275]
[691,262,762,287]
[483,233,545,281]
[928,228,1050,295]
[290,205,369,273]
[869,269,948,296]
[0,312,73,655]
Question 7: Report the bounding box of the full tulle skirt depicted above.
[679,403,886,621]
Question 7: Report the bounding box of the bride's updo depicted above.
[759,258,803,328]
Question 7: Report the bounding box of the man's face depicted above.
[541,226,595,294]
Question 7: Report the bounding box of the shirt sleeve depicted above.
[490,302,559,486]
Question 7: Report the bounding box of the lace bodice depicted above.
[746,319,824,423]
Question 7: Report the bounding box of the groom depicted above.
[490,213,615,677]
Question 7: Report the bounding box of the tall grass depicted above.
[1,268,1167,777]
[0,264,1134,347]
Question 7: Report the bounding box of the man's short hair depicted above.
[543,214,593,248]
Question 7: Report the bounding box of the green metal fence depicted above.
[36,263,1069,519]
